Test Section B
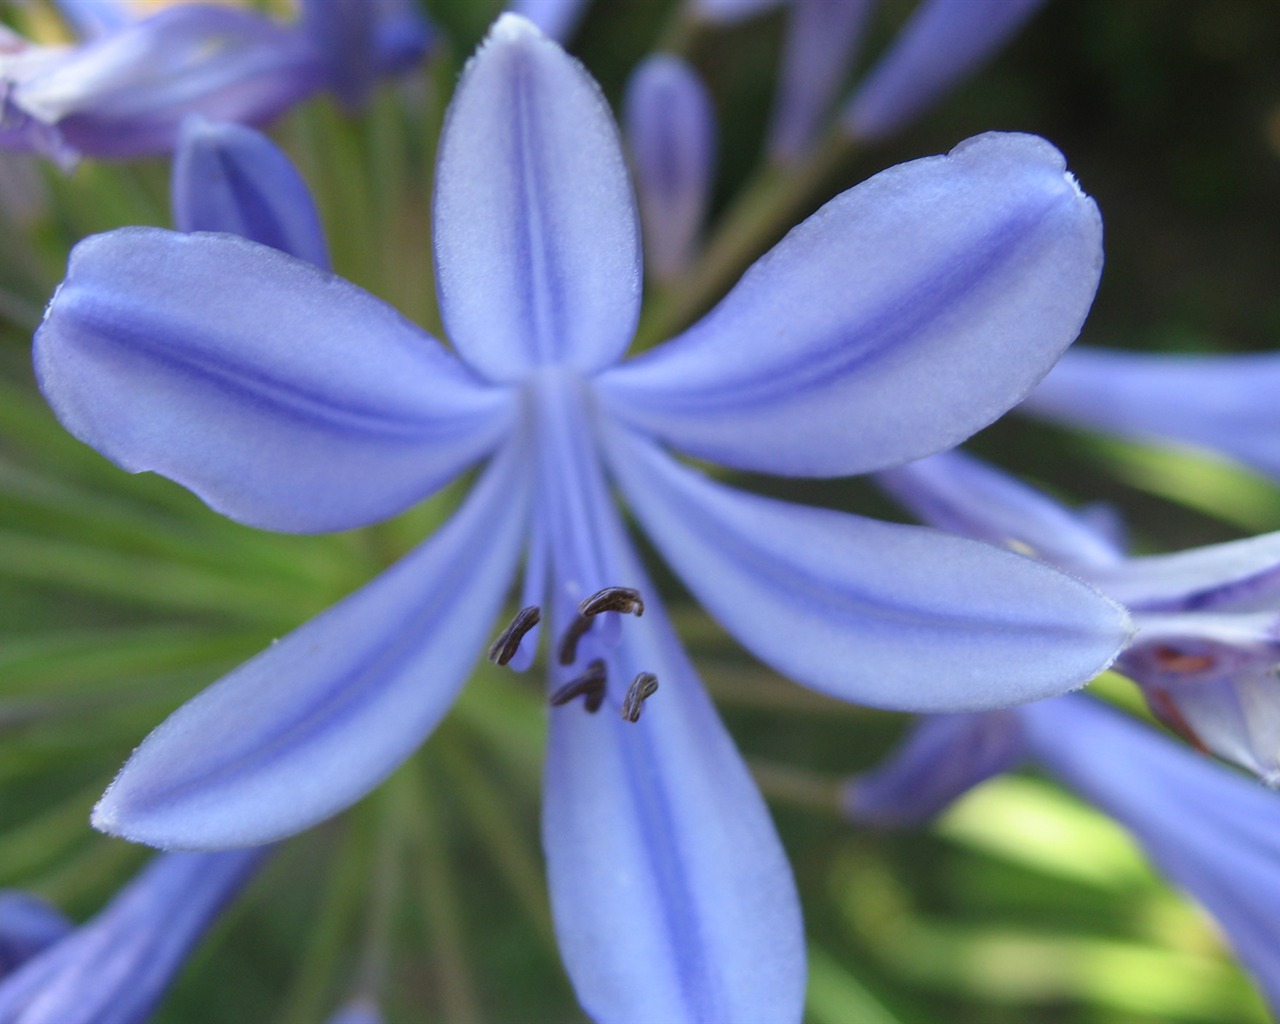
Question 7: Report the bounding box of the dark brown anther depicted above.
[558,587,646,665]
[557,614,593,666]
[487,605,542,666]
[578,586,645,619]
[620,672,659,723]
[550,659,607,714]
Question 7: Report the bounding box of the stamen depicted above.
[487,605,542,666]
[578,586,645,618]
[557,614,593,666]
[550,659,607,713]
[557,587,646,665]
[620,672,659,723]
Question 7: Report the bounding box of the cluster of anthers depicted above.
[486,586,659,722]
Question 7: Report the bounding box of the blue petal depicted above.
[842,0,1045,141]
[598,133,1103,478]
[1021,695,1280,1014]
[1091,532,1280,612]
[432,14,641,382]
[1023,347,1280,481]
[544,573,804,1023]
[91,441,531,849]
[878,450,1127,570]
[603,425,1132,711]
[768,0,874,162]
[299,0,431,108]
[172,117,331,269]
[624,55,715,281]
[35,228,513,534]
[0,894,72,979]
[7,6,321,160]
[845,711,1025,827]
[0,850,263,1024]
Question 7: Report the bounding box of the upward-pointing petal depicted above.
[433,14,641,382]
[91,440,532,850]
[599,132,1102,478]
[604,425,1131,711]
[172,116,331,268]
[35,228,513,534]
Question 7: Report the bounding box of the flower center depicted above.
[482,368,661,722]
[489,585,660,722]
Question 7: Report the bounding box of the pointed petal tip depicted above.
[487,11,545,46]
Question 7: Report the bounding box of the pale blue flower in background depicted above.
[0,895,72,980]
[880,448,1280,783]
[171,115,331,270]
[624,54,715,281]
[691,0,1047,160]
[0,0,429,165]
[33,14,1130,1020]
[0,849,266,1023]
[1023,347,1280,481]
[848,694,1280,1015]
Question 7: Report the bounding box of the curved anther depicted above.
[578,586,644,618]
[558,587,646,665]
[487,605,542,666]
[621,672,659,723]
[550,659,607,714]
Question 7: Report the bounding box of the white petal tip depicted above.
[488,12,544,45]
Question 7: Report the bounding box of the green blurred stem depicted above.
[280,821,374,1024]
[635,130,857,348]
[750,758,847,816]
[403,762,483,1024]
[438,731,556,948]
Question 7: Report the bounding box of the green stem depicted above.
[750,758,847,816]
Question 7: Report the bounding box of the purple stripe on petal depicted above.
[35,228,512,534]
[842,0,1045,141]
[1023,347,1280,481]
[604,425,1131,711]
[544,545,804,1023]
[433,14,641,382]
[172,117,330,269]
[598,133,1102,478]
[91,439,532,850]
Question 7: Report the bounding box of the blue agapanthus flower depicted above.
[0,849,264,1023]
[0,0,429,165]
[33,14,1132,1021]
[847,694,1280,1015]
[1023,346,1280,481]
[880,448,1280,784]
[693,0,1046,160]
